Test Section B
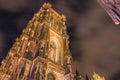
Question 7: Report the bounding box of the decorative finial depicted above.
[43,2,52,9]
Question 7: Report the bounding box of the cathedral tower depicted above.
[0,3,73,80]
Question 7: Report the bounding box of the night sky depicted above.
[0,0,120,80]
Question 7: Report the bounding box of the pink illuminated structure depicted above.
[98,0,120,24]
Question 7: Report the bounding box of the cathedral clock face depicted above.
[48,36,61,64]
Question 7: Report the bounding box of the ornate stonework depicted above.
[0,2,73,80]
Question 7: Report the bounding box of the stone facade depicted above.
[0,3,74,80]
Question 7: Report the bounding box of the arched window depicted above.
[47,73,56,80]
[48,37,62,64]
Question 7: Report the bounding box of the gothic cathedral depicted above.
[0,3,74,80]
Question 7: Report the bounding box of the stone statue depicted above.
[39,40,46,57]
[48,42,56,61]
[64,55,72,73]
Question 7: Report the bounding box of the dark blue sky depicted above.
[0,0,120,80]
